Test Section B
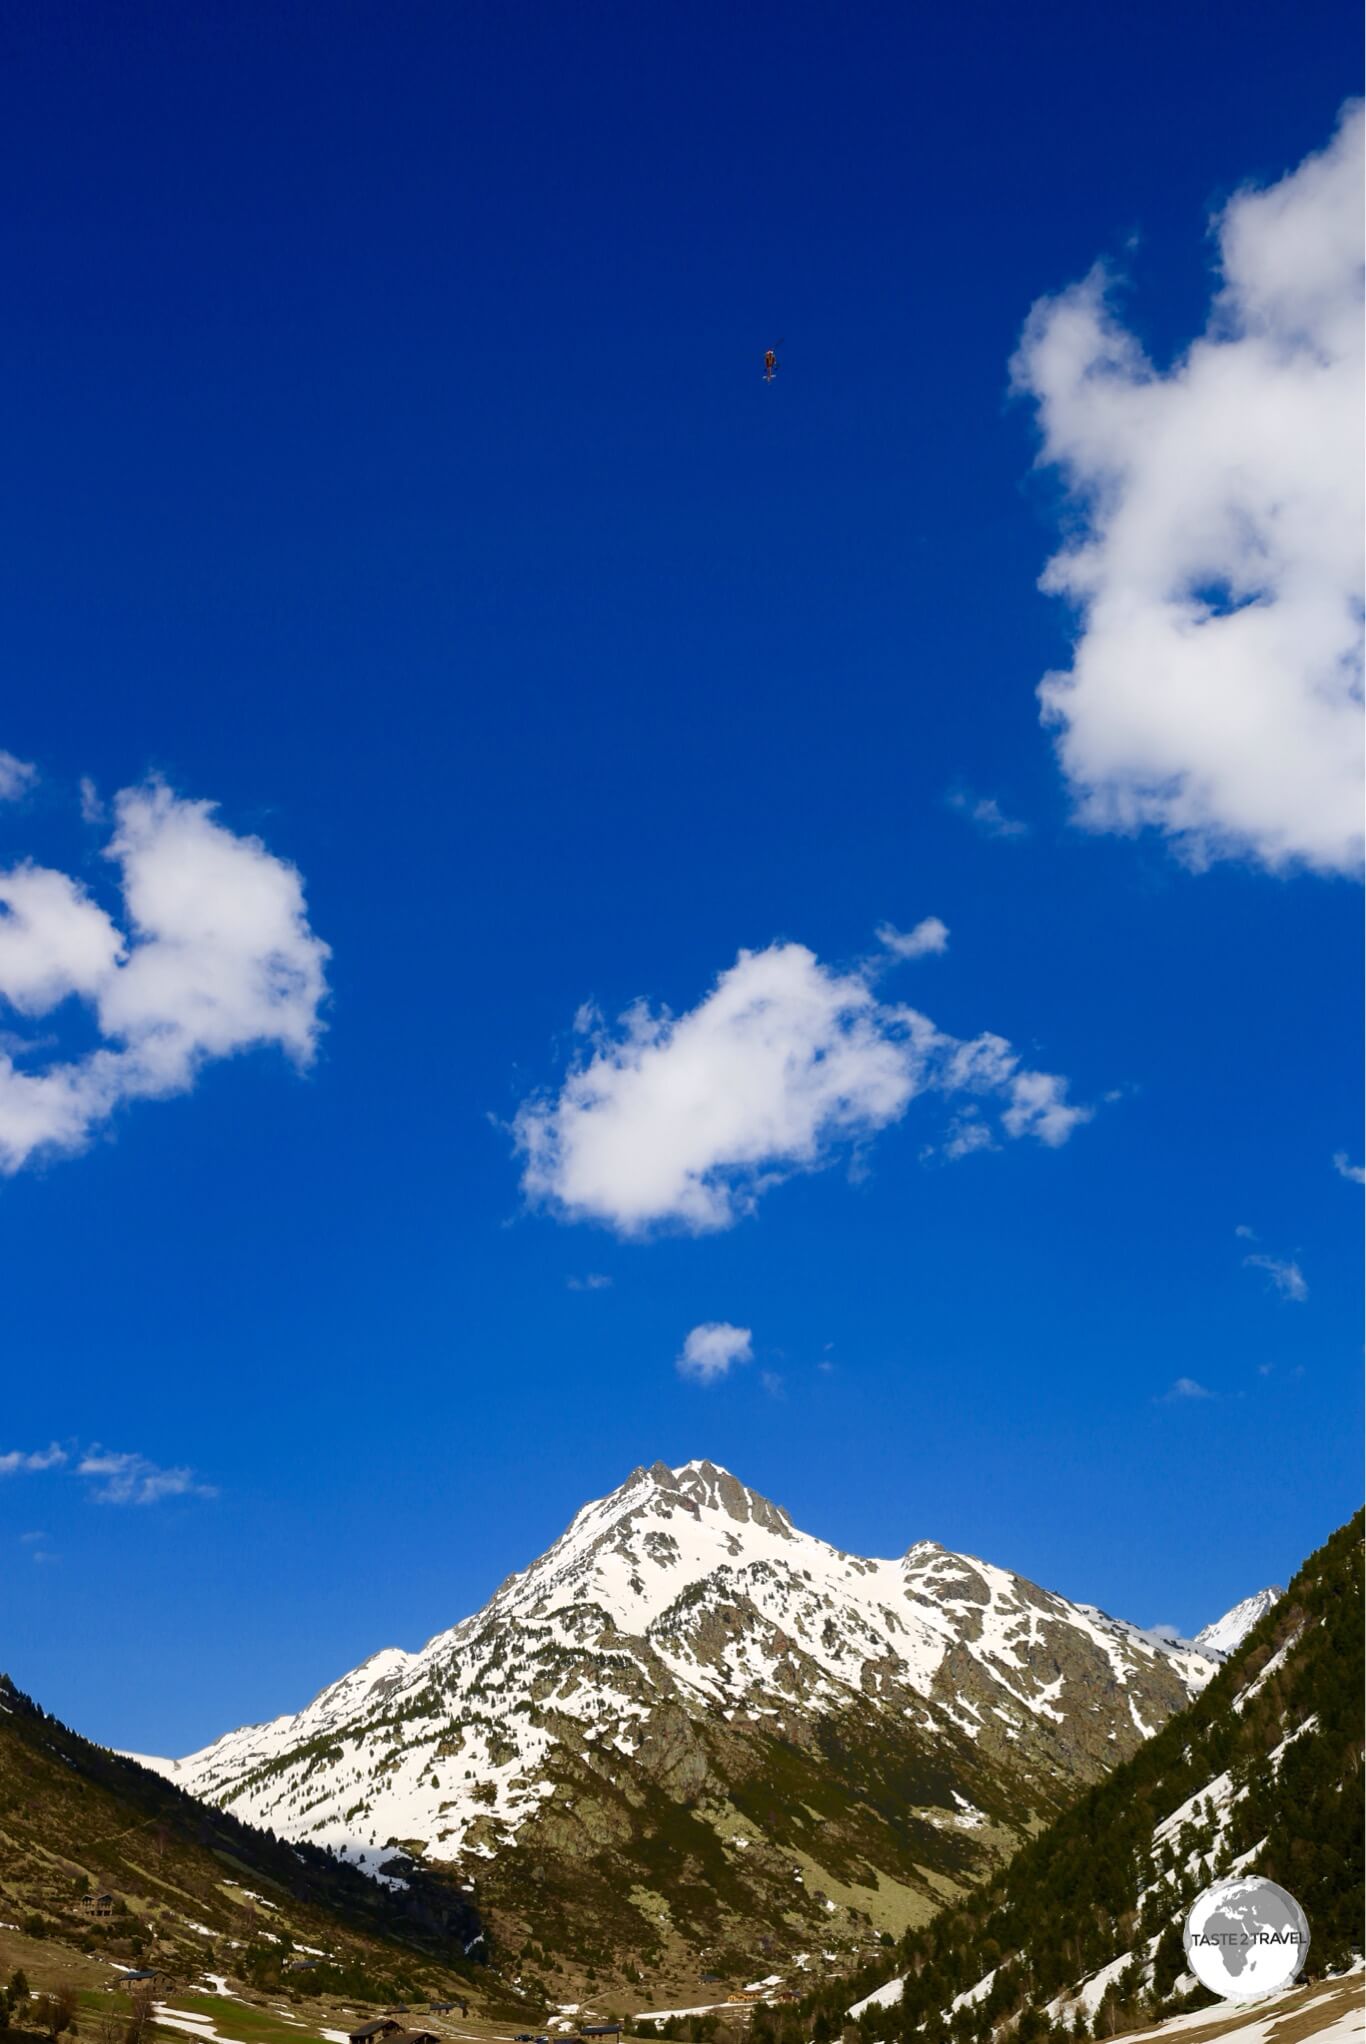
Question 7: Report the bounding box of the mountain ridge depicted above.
[125,1460,1232,1994]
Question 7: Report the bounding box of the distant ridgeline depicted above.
[812,1512,1364,2044]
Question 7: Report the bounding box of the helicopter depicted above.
[762,339,783,382]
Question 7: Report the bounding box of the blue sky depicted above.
[0,0,1360,1756]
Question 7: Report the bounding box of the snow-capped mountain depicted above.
[1191,1584,1282,1659]
[136,1461,1218,1992]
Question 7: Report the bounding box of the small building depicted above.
[117,1971,172,1996]
[349,2024,403,2044]
[79,1892,116,1920]
[388,2029,440,2044]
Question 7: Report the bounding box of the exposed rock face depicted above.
[135,1461,1216,1986]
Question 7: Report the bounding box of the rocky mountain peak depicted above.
[508,1458,797,1603]
[667,1456,796,1535]
[135,1462,1221,1888]
[1192,1582,1283,1658]
[127,1461,1255,1998]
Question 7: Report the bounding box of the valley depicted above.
[3,1471,1352,2044]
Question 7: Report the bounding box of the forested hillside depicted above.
[0,1674,519,2010]
[805,1513,1363,2044]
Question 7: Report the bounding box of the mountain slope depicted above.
[0,1675,515,2009]
[134,1461,1218,1992]
[818,1511,1363,2044]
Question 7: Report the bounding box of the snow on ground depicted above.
[1065,1953,1139,2021]
[151,2011,225,2044]
[152,1993,337,2044]
[848,1976,905,2019]
[1106,1968,1363,2044]
[632,2006,774,2024]
[949,1970,998,2017]
[1232,1631,1304,1714]
[1156,1772,1236,1846]
[1285,2008,1363,2044]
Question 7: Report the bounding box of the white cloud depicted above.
[943,1031,1017,1092]
[513,940,1089,1233]
[1243,1251,1309,1301]
[677,1321,753,1384]
[948,790,1030,840]
[0,778,329,1172]
[0,1440,213,1505]
[941,1113,998,1160]
[876,917,949,960]
[1162,1376,1214,1401]
[76,1446,216,1506]
[1013,104,1364,875]
[1001,1069,1092,1147]
[1332,1151,1365,1185]
[567,1272,613,1291]
[0,1444,67,1475]
[0,865,124,1015]
[0,753,37,802]
[78,777,104,824]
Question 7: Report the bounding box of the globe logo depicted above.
[1183,1877,1310,2000]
